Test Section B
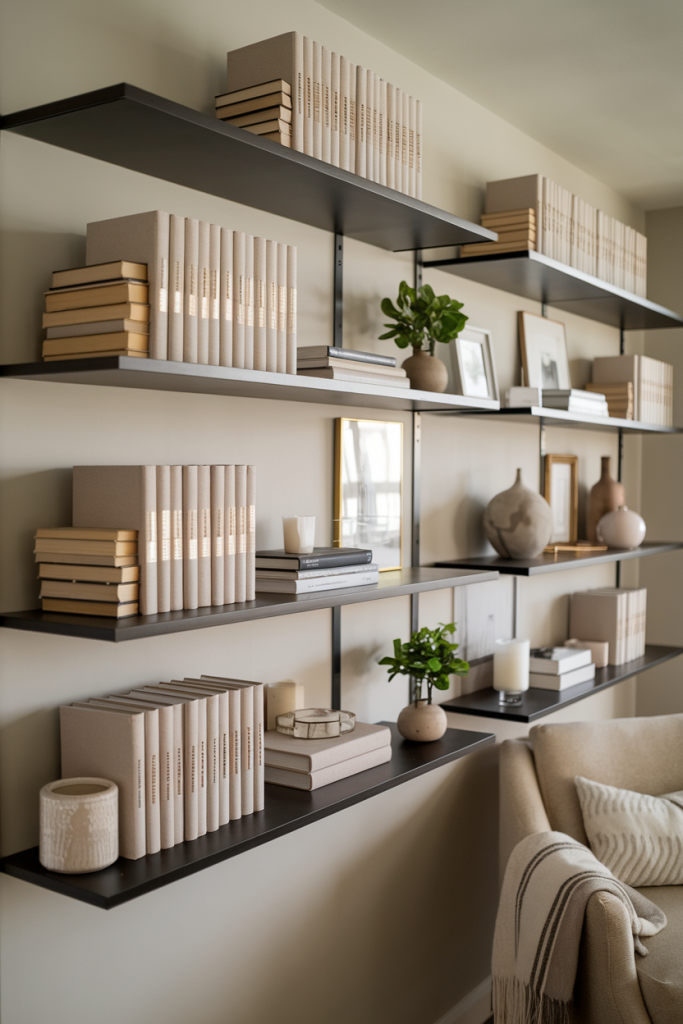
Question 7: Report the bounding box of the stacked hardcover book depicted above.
[224,32,423,198]
[529,646,595,692]
[216,78,292,147]
[569,587,647,666]
[264,721,391,790]
[591,355,673,426]
[255,547,378,594]
[296,345,408,389]
[76,210,296,368]
[540,389,609,417]
[70,465,255,617]
[585,381,634,420]
[463,175,647,297]
[36,528,139,618]
[60,675,264,859]
[42,261,149,361]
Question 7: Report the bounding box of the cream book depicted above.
[42,303,149,329]
[264,721,391,771]
[183,465,199,610]
[156,683,210,836]
[197,465,212,608]
[43,349,148,362]
[41,598,138,618]
[170,465,183,611]
[125,692,184,847]
[215,79,292,106]
[197,221,210,364]
[136,687,196,842]
[168,214,184,361]
[36,551,138,568]
[198,677,256,815]
[35,538,137,556]
[253,237,267,371]
[244,234,254,369]
[151,684,206,838]
[156,466,171,614]
[44,281,148,313]
[168,682,221,833]
[36,527,137,541]
[46,318,149,339]
[232,230,246,368]
[296,367,410,388]
[201,676,265,813]
[246,466,256,602]
[209,223,221,366]
[39,580,138,603]
[210,465,225,607]
[266,239,278,372]
[286,245,297,376]
[183,217,199,362]
[224,465,236,605]
[235,465,247,603]
[42,332,148,358]
[86,211,169,360]
[529,664,596,691]
[265,745,392,791]
[276,242,287,374]
[60,703,146,859]
[219,227,233,367]
[182,680,231,825]
[52,261,147,290]
[38,563,139,584]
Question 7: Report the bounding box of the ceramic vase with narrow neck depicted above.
[483,468,553,558]
[587,456,625,543]
[597,506,646,550]
[401,348,449,393]
[397,700,447,742]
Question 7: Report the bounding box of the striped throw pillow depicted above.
[575,775,683,886]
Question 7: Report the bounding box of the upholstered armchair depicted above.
[499,715,683,1023]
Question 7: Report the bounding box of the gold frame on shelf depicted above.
[544,453,579,544]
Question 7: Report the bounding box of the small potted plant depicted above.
[380,622,469,741]
[380,282,468,392]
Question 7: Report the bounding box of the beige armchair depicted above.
[499,715,683,1024]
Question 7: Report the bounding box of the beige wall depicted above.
[0,1,653,1022]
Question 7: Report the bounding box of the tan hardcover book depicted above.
[211,465,225,607]
[286,245,297,376]
[227,33,303,152]
[38,563,139,584]
[138,687,197,841]
[235,465,247,604]
[592,355,640,420]
[183,465,199,610]
[201,676,265,812]
[460,240,536,256]
[569,590,627,666]
[52,262,147,289]
[43,349,148,362]
[408,93,416,197]
[253,237,267,371]
[224,465,236,605]
[35,551,138,567]
[242,119,292,137]
[36,527,137,541]
[72,466,158,616]
[219,227,233,367]
[156,466,171,614]
[216,79,291,106]
[86,211,170,360]
[45,280,148,313]
[304,36,313,156]
[259,130,291,147]
[486,177,543,239]
[168,214,184,361]
[296,367,410,388]
[216,91,292,119]
[183,217,199,363]
[42,332,148,358]
[154,684,208,837]
[246,465,256,602]
[197,221,210,364]
[42,598,138,617]
[480,209,536,227]
[297,357,407,375]
[223,105,292,128]
[488,227,537,243]
[39,580,138,602]
[197,465,212,608]
[265,744,392,790]
[209,223,221,366]
[264,720,391,771]
[60,704,146,859]
[46,318,149,340]
[42,303,149,329]
[170,466,183,611]
[34,538,137,556]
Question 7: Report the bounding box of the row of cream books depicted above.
[223,32,422,198]
[590,355,673,426]
[264,721,391,790]
[569,587,647,666]
[467,175,647,297]
[36,528,141,618]
[78,210,296,365]
[60,676,264,860]
[69,465,255,617]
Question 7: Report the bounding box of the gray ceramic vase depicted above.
[483,468,553,559]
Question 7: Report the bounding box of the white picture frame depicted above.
[518,312,570,390]
[449,325,499,401]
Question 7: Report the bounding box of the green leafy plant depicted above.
[380,281,468,356]
[379,622,469,706]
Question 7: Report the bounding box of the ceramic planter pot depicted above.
[397,699,447,742]
[587,456,625,543]
[483,468,553,558]
[401,348,449,392]
[597,506,646,549]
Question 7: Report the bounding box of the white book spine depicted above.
[206,693,220,832]
[365,69,374,182]
[312,40,322,160]
[349,62,356,174]
[157,215,170,360]
[386,83,396,190]
[293,31,305,154]
[224,465,236,605]
[373,72,380,183]
[303,36,313,156]
[355,66,366,178]
[415,99,422,200]
[401,90,409,195]
[183,218,199,363]
[183,465,198,610]
[172,702,184,844]
[330,52,340,167]
[168,214,184,361]
[276,242,287,374]
[196,697,207,836]
[394,87,403,192]
[244,233,254,370]
[208,223,221,365]
[145,709,161,854]
[322,45,331,164]
[141,466,157,616]
[197,465,211,608]
[235,465,247,603]
[218,690,230,825]
[253,683,265,812]
[183,698,199,840]
[156,465,171,614]
[339,55,350,171]
[197,221,210,364]
[286,245,297,375]
[246,465,256,601]
[210,465,225,606]
[219,227,233,367]
[378,79,387,188]
[253,237,267,372]
[170,465,183,612]
[229,688,241,819]
[266,239,278,373]
[408,95,416,197]
[240,685,254,816]
[158,705,175,849]
[232,230,246,368]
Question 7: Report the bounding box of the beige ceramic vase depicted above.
[483,468,553,558]
[401,348,449,393]
[397,699,447,742]
[587,456,625,543]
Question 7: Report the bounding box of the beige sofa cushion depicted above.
[530,714,683,843]
[636,885,683,1021]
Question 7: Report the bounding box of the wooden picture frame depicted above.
[449,325,499,401]
[518,311,570,390]
[544,454,578,544]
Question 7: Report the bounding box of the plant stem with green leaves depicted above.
[379,622,469,706]
[380,282,468,357]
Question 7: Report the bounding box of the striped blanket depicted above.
[492,831,667,1024]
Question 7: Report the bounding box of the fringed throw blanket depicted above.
[492,831,667,1024]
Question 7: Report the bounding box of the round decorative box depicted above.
[276,708,356,739]
[39,777,118,874]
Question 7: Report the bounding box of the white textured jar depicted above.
[40,778,118,874]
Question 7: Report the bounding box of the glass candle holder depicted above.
[493,639,530,705]
[283,516,315,554]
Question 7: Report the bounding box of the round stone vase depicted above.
[483,468,552,558]
[397,700,447,742]
[597,506,646,549]
[587,456,625,543]
[401,348,449,393]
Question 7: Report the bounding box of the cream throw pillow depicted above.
[575,775,683,886]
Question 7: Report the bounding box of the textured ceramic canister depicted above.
[597,506,646,550]
[483,468,553,558]
[39,777,118,874]
[401,348,449,392]
[397,700,447,742]
[587,456,625,543]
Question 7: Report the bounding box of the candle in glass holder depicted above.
[493,639,530,705]
[283,516,315,554]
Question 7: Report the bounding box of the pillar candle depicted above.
[266,680,305,731]
[493,639,530,693]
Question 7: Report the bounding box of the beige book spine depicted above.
[182,698,199,839]
[253,237,267,371]
[156,465,171,614]
[292,32,304,153]
[218,690,230,824]
[312,40,322,160]
[408,95,416,198]
[224,465,236,604]
[208,223,221,365]
[197,465,211,608]
[182,465,198,610]
[183,217,199,362]
[322,45,331,164]
[235,465,247,603]
[205,693,220,831]
[394,87,403,191]
[170,465,183,612]
[219,227,233,367]
[141,466,158,616]
[303,36,313,156]
[130,690,185,844]
[232,230,246,368]
[144,708,161,853]
[355,66,366,178]
[330,51,340,167]
[349,62,356,173]
[160,686,207,836]
[253,682,265,812]
[266,239,278,373]
[378,79,387,188]
[401,90,409,195]
[157,704,175,849]
[416,99,422,200]
[246,465,256,601]
[373,72,381,184]
[276,242,287,374]
[168,214,184,361]
[210,465,225,606]
[286,246,297,375]
[229,688,242,819]
[244,234,254,370]
[339,55,350,171]
[240,683,254,816]
[386,83,396,190]
[197,221,210,364]
[365,69,374,182]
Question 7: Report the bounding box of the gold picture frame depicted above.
[334,418,403,571]
[544,454,578,544]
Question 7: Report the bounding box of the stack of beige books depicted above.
[215,78,292,147]
[461,207,536,257]
[60,675,264,859]
[296,345,409,389]
[42,261,149,361]
[569,587,647,666]
[264,721,392,791]
[585,381,634,419]
[36,527,139,618]
[591,355,673,425]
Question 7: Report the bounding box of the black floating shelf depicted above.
[440,645,683,723]
[435,542,683,576]
[0,357,500,413]
[0,83,496,253]
[424,250,683,330]
[1,723,494,908]
[0,567,498,642]
[446,406,682,434]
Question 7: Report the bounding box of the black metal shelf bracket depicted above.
[333,233,344,349]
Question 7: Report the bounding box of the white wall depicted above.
[0,1,650,1021]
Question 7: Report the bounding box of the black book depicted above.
[255,547,373,570]
[296,346,396,367]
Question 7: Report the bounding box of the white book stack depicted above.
[264,721,392,790]
[541,389,609,417]
[592,355,673,426]
[255,547,377,594]
[569,587,647,666]
[528,646,595,691]
[296,345,409,389]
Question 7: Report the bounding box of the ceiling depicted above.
[317,0,683,210]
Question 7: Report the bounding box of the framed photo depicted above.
[518,312,570,390]
[449,325,499,401]
[544,454,578,543]
[334,418,403,571]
